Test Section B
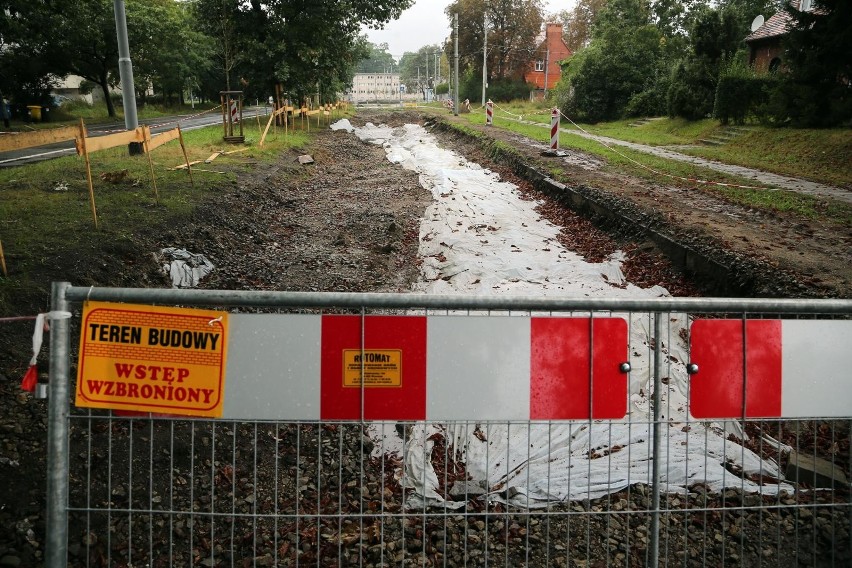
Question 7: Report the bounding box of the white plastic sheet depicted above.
[158,247,214,288]
[345,121,789,508]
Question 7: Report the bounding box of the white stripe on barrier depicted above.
[782,320,851,417]
[222,314,321,420]
[427,316,531,420]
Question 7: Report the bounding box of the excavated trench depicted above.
[425,115,829,299]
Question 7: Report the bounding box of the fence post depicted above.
[45,281,72,567]
[649,311,663,567]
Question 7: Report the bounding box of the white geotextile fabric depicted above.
[344,121,791,508]
[158,247,214,288]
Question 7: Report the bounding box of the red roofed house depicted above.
[524,23,571,100]
[745,0,814,73]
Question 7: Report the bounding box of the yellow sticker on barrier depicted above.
[75,302,229,417]
[342,350,401,387]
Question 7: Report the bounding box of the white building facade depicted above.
[348,73,402,103]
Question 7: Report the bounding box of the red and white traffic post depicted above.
[486,100,493,126]
[550,107,560,150]
[230,99,239,123]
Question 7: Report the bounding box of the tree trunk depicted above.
[101,78,116,118]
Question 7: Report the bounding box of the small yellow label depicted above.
[343,350,401,388]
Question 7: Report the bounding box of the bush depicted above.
[713,59,775,124]
[668,58,717,120]
[459,71,533,104]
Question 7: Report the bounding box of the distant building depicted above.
[745,0,815,74]
[524,23,572,100]
[51,75,96,105]
[348,73,402,103]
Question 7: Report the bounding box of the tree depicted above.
[556,0,607,53]
[769,0,852,126]
[398,45,442,95]
[562,0,667,121]
[357,43,396,74]
[128,0,213,105]
[199,0,412,103]
[192,0,241,92]
[0,0,67,109]
[667,5,741,119]
[717,0,782,36]
[445,0,544,83]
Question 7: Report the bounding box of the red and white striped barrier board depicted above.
[230,100,239,123]
[486,100,493,126]
[689,319,852,418]
[221,314,628,421]
[550,108,560,150]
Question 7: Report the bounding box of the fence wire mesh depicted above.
[49,286,851,567]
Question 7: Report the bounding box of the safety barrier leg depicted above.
[46,282,71,567]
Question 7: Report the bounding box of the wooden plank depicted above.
[204,152,222,163]
[170,160,203,170]
[84,127,146,154]
[222,147,250,155]
[0,125,80,152]
[259,110,276,148]
[146,127,180,152]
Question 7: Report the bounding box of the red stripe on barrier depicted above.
[689,320,782,418]
[530,318,627,419]
[320,315,426,420]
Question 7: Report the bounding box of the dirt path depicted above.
[431,112,852,298]
[509,116,852,203]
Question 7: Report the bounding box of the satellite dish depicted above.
[751,15,765,32]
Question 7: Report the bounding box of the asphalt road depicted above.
[0,105,270,167]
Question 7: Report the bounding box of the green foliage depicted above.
[357,43,396,74]
[713,57,774,124]
[446,0,545,82]
[668,57,717,119]
[562,10,666,122]
[481,80,533,103]
[1,0,410,117]
[767,0,852,127]
[666,6,742,120]
[398,46,443,94]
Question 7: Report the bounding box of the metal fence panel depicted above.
[47,285,852,567]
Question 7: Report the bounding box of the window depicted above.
[768,57,781,74]
[535,60,545,72]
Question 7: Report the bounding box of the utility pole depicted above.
[113,0,140,153]
[434,53,439,86]
[482,9,488,107]
[425,51,429,102]
[543,47,550,99]
[454,12,459,116]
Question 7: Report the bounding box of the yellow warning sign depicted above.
[75,302,229,417]
[343,350,401,387]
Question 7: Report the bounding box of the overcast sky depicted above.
[364,0,573,60]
